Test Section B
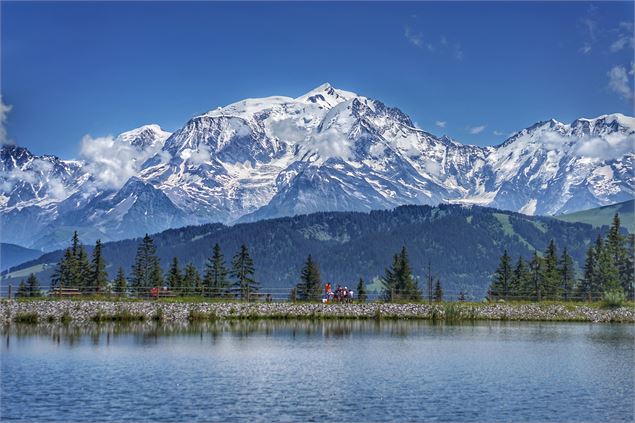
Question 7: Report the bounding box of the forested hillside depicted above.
[3,204,606,299]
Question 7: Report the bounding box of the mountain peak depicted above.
[296,83,358,106]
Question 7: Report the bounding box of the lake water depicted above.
[1,320,633,422]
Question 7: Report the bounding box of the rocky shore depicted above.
[1,300,634,324]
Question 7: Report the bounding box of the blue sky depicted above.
[2,1,634,158]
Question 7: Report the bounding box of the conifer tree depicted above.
[510,256,531,300]
[26,273,41,297]
[51,248,74,290]
[381,254,400,301]
[16,281,29,298]
[297,255,322,301]
[540,240,561,300]
[579,244,596,301]
[166,257,183,292]
[596,237,621,294]
[131,234,163,293]
[489,250,512,300]
[356,278,367,302]
[204,243,230,298]
[558,247,575,301]
[433,278,443,302]
[91,240,109,294]
[183,263,202,295]
[113,267,127,296]
[397,246,421,301]
[458,291,466,302]
[231,244,258,300]
[624,234,635,300]
[529,251,542,301]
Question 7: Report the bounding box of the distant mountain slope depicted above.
[554,200,634,232]
[1,84,633,250]
[3,204,604,299]
[0,243,42,272]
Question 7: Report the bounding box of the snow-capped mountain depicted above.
[1,83,633,250]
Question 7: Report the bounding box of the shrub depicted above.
[14,312,39,324]
[602,289,626,309]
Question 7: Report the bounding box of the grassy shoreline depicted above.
[2,299,634,325]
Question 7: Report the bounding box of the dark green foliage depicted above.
[50,231,94,292]
[113,267,127,296]
[578,244,596,301]
[22,205,607,298]
[529,251,542,301]
[381,246,421,301]
[131,234,163,292]
[559,247,575,300]
[433,279,443,302]
[488,250,512,300]
[26,273,41,297]
[297,255,322,301]
[166,257,183,291]
[204,243,231,298]
[90,240,109,294]
[509,257,531,299]
[356,278,367,302]
[16,280,29,298]
[183,263,202,295]
[540,240,561,299]
[231,244,258,300]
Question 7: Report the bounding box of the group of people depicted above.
[323,283,354,303]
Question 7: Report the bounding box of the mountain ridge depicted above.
[2,83,633,249]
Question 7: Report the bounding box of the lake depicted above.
[1,320,633,422]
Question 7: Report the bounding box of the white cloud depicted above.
[580,42,592,55]
[80,134,162,190]
[0,96,14,145]
[469,125,486,135]
[607,65,633,100]
[435,121,447,128]
[493,130,505,136]
[610,36,633,53]
[179,144,212,165]
[574,132,635,161]
[404,26,424,48]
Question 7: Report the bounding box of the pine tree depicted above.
[297,255,321,301]
[356,278,367,302]
[529,251,542,301]
[113,267,127,296]
[166,257,183,292]
[381,254,400,301]
[510,256,531,300]
[596,236,621,294]
[131,234,163,294]
[204,243,230,298]
[16,281,29,298]
[76,245,92,292]
[91,240,109,294]
[397,246,421,301]
[558,247,575,301]
[489,250,512,300]
[26,273,41,297]
[578,244,596,301]
[183,263,202,295]
[608,214,633,299]
[51,248,74,290]
[540,240,561,300]
[624,234,635,300]
[433,278,443,302]
[231,244,258,300]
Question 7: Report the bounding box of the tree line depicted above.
[488,213,634,301]
[48,232,259,299]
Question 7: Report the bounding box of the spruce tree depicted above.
[529,251,542,301]
[113,267,127,296]
[91,240,109,294]
[489,250,512,300]
[16,281,29,298]
[558,247,575,301]
[183,263,202,295]
[297,255,321,301]
[356,278,367,302]
[26,273,41,297]
[596,237,621,294]
[131,234,163,294]
[204,243,230,298]
[51,248,74,290]
[433,278,443,302]
[624,234,635,300]
[397,246,421,301]
[231,244,258,300]
[76,246,92,292]
[166,257,183,292]
[540,240,561,300]
[579,244,596,301]
[509,256,531,300]
[381,254,400,301]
